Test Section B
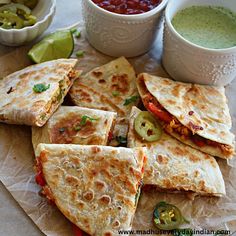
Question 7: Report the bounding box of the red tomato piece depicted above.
[72,225,83,236]
[147,102,173,123]
[192,136,205,147]
[35,171,46,187]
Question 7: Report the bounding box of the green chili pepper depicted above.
[0,3,37,29]
[153,201,189,230]
[0,11,24,29]
[134,111,162,142]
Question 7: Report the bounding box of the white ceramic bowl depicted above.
[82,0,168,57]
[0,0,56,46]
[162,0,236,86]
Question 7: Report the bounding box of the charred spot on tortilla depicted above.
[111,74,129,93]
[92,71,103,78]
[99,79,106,84]
[7,87,14,94]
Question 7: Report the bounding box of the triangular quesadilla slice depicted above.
[69,57,140,147]
[35,144,146,235]
[32,106,117,150]
[69,57,140,117]
[0,59,80,126]
[128,106,226,197]
[137,73,235,159]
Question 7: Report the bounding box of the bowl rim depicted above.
[0,0,56,33]
[165,0,236,53]
[86,0,169,19]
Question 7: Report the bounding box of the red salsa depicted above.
[92,0,162,15]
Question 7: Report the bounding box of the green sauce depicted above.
[172,6,236,49]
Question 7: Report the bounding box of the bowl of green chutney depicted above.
[162,0,236,86]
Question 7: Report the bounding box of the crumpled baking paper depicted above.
[0,21,235,236]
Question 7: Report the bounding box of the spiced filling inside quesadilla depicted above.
[34,157,55,203]
[138,77,233,157]
[40,69,78,123]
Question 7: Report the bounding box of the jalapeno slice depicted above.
[134,111,162,142]
[153,201,188,230]
[0,2,37,29]
[23,14,36,26]
[0,11,24,29]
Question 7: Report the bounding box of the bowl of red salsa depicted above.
[82,0,168,57]
[92,0,162,15]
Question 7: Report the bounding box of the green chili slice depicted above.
[153,201,189,230]
[0,3,37,29]
[0,11,24,29]
[134,111,162,142]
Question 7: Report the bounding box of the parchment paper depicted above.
[0,21,236,236]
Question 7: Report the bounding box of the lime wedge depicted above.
[28,30,74,63]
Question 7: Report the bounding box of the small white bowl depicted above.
[82,0,168,58]
[162,0,236,86]
[0,0,56,46]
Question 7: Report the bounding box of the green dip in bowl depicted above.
[172,6,236,49]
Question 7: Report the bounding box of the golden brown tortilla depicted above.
[0,59,79,126]
[32,106,117,150]
[128,106,226,197]
[69,57,139,117]
[137,73,235,159]
[35,144,146,236]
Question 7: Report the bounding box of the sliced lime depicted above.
[28,30,74,63]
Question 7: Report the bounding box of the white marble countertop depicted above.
[0,1,82,235]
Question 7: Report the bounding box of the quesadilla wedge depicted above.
[32,106,117,150]
[35,144,146,236]
[69,57,140,117]
[128,106,226,197]
[0,59,80,126]
[137,73,235,159]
